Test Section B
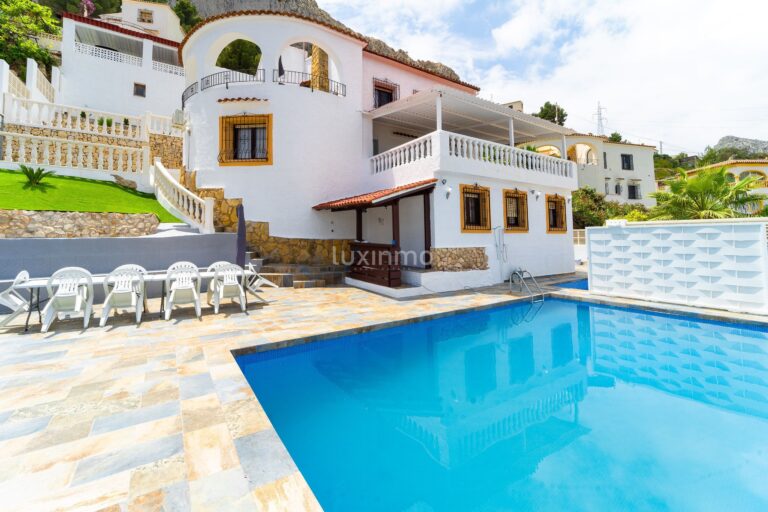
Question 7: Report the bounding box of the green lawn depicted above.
[0,169,179,222]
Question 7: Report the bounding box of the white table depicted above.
[12,269,268,331]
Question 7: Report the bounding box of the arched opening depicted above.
[566,143,597,165]
[726,172,736,183]
[739,170,766,183]
[277,41,341,93]
[535,145,562,158]
[216,39,262,75]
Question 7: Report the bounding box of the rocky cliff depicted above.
[714,136,768,153]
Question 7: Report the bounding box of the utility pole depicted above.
[595,102,607,135]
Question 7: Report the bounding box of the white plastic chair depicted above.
[246,262,278,304]
[165,261,201,320]
[208,263,246,314]
[0,271,30,328]
[41,267,93,333]
[100,265,146,327]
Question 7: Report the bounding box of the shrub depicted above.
[19,164,54,186]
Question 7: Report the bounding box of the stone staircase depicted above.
[250,259,347,289]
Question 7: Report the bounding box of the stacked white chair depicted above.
[208,263,246,314]
[41,267,93,333]
[0,271,30,328]
[100,265,147,327]
[165,261,201,320]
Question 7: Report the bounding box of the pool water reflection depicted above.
[237,299,768,512]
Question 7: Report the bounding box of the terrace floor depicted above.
[1,278,765,511]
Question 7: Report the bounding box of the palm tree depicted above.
[650,167,767,220]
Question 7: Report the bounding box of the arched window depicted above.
[535,145,562,158]
[216,39,262,75]
[739,170,766,182]
[276,41,342,94]
[566,143,598,165]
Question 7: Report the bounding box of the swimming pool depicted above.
[556,278,589,290]
[237,299,768,511]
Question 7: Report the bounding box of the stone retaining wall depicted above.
[430,247,489,271]
[4,124,142,148]
[0,210,159,238]
[246,221,351,265]
[149,133,183,169]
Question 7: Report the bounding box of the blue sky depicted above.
[319,0,768,154]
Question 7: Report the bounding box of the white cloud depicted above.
[318,0,768,153]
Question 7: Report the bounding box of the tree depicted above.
[649,167,767,220]
[216,39,262,74]
[534,101,567,126]
[173,0,201,33]
[571,187,647,228]
[37,0,121,16]
[608,132,624,143]
[0,0,60,75]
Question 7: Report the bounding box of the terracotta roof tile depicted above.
[688,159,768,173]
[62,12,179,47]
[313,179,437,210]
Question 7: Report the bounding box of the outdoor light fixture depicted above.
[441,179,447,185]
[445,186,452,199]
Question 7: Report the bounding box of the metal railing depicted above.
[200,69,265,91]
[181,82,198,108]
[272,69,346,96]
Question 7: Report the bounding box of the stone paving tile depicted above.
[92,400,180,435]
[1,284,762,510]
[235,429,297,490]
[72,433,184,485]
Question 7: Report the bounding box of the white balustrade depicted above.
[8,70,30,99]
[74,42,142,66]
[371,133,435,174]
[0,131,147,175]
[151,159,214,233]
[152,60,185,76]
[446,132,574,178]
[147,114,183,137]
[4,97,145,141]
[36,67,55,102]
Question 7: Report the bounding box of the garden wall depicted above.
[0,210,159,238]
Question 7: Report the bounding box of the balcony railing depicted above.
[370,131,576,181]
[74,42,142,66]
[182,82,198,108]
[152,60,184,76]
[200,69,265,91]
[272,69,346,97]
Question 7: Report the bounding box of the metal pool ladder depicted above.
[509,269,545,303]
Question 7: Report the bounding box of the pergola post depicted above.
[508,117,515,147]
[561,135,568,159]
[423,191,432,268]
[391,200,400,249]
[355,208,363,241]
[435,94,442,132]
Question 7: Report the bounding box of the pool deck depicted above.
[1,279,766,511]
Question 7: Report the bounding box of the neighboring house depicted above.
[57,5,185,117]
[530,133,657,208]
[180,5,578,293]
[677,159,768,212]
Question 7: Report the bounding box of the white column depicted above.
[435,94,442,132]
[508,117,515,146]
[0,59,10,95]
[25,58,39,94]
[142,39,153,68]
[561,135,567,159]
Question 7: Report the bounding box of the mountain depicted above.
[713,136,768,153]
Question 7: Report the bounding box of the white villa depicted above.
[530,133,657,207]
[178,5,579,293]
[0,0,584,296]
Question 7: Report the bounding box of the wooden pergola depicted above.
[314,179,436,287]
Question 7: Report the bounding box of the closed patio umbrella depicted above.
[236,204,246,267]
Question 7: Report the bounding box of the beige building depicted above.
[668,159,768,212]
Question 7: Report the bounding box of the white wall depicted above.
[113,0,184,42]
[433,172,576,280]
[587,219,768,314]
[183,15,367,240]
[58,18,184,117]
[361,51,477,111]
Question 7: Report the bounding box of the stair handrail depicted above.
[150,158,214,234]
[510,269,545,302]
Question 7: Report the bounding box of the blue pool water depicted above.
[557,278,589,290]
[237,299,768,511]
